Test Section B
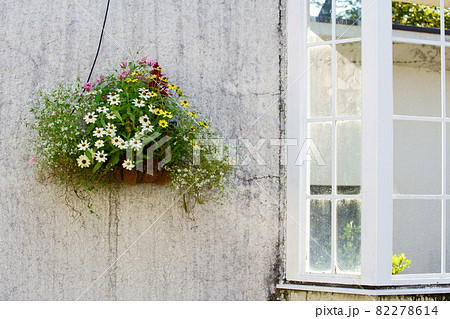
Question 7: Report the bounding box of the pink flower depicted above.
[83,82,93,90]
[120,61,127,68]
[29,156,36,164]
[118,71,128,80]
[140,57,155,66]
[96,75,104,83]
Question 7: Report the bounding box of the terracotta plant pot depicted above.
[115,158,170,186]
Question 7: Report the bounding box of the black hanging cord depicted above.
[86,0,111,84]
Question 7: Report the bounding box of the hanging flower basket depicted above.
[26,56,232,213]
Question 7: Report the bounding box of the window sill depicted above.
[277,283,450,296]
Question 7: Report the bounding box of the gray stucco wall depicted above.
[0,0,285,300]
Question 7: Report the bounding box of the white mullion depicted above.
[393,115,443,122]
[392,36,443,47]
[393,194,444,200]
[441,0,447,275]
[331,0,338,275]
[306,37,362,47]
[307,195,361,200]
[306,115,362,122]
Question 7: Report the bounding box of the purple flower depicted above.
[83,82,93,90]
[120,61,127,68]
[118,71,128,80]
[96,75,104,83]
[29,156,36,164]
[140,57,155,66]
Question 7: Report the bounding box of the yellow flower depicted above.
[151,74,158,79]
[190,140,199,150]
[164,111,173,118]
[159,119,169,128]
[169,84,177,90]
[177,88,183,95]
[149,91,158,97]
[159,77,169,83]
[180,100,190,107]
[188,111,198,118]
[198,121,209,129]
[154,108,164,116]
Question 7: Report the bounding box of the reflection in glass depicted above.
[394,42,441,117]
[337,120,361,194]
[336,42,362,116]
[307,46,332,118]
[308,0,332,42]
[447,201,450,273]
[392,1,441,31]
[336,0,361,38]
[337,199,361,274]
[394,120,441,195]
[393,200,441,274]
[308,122,332,195]
[309,199,332,272]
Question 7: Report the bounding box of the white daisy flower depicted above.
[106,122,116,131]
[94,140,105,148]
[141,123,154,133]
[139,115,150,124]
[106,112,116,120]
[96,106,109,114]
[77,140,90,151]
[118,140,128,149]
[122,159,135,171]
[84,112,97,124]
[108,96,120,105]
[105,129,115,137]
[129,138,143,151]
[117,89,123,93]
[138,88,148,93]
[111,136,123,147]
[93,127,105,138]
[77,155,91,168]
[133,98,145,108]
[107,92,118,99]
[139,90,150,100]
[95,150,108,162]
[148,104,156,113]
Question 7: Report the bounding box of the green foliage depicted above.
[338,220,361,272]
[392,1,450,29]
[26,56,233,214]
[392,253,412,275]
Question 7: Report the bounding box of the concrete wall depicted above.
[0,0,285,300]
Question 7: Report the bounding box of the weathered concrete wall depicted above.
[0,0,284,300]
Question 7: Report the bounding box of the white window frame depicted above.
[286,0,450,287]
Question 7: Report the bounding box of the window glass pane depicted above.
[308,46,332,118]
[394,120,441,195]
[393,42,441,117]
[337,199,361,274]
[337,120,361,195]
[336,41,361,116]
[447,123,450,194]
[336,0,361,38]
[446,47,450,117]
[308,0,332,42]
[447,201,450,273]
[393,199,441,274]
[308,122,332,195]
[309,199,332,273]
[393,2,441,42]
